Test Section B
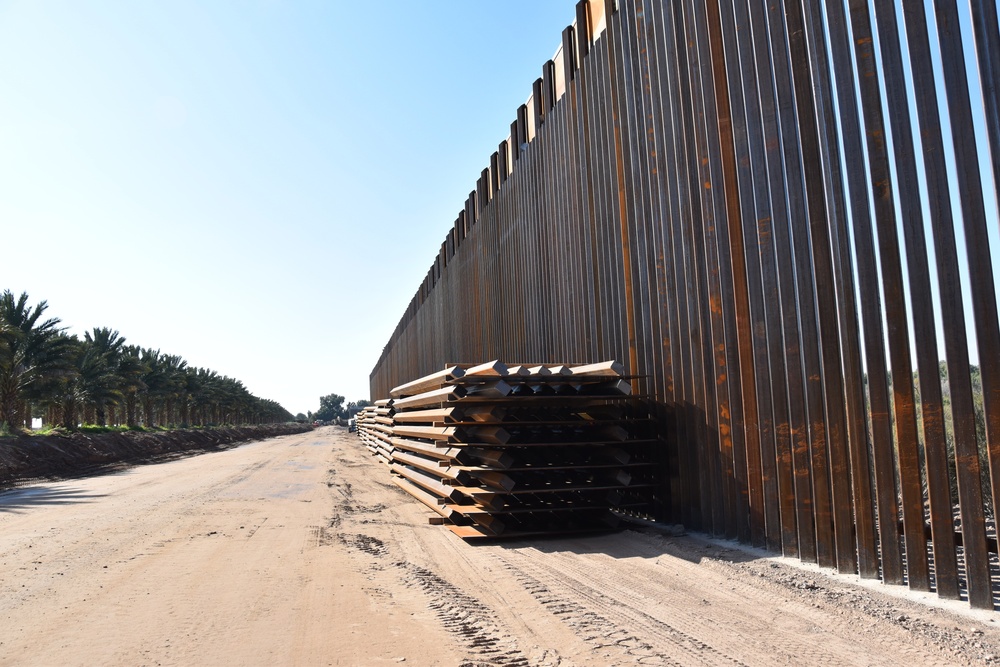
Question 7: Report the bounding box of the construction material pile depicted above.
[355,402,390,461]
[367,360,660,539]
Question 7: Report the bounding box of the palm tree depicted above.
[216,376,245,424]
[51,335,85,428]
[118,345,147,427]
[138,348,166,427]
[32,332,121,429]
[78,328,126,426]
[179,366,200,427]
[189,367,221,426]
[157,354,188,426]
[0,291,72,431]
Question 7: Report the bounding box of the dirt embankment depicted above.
[0,423,312,488]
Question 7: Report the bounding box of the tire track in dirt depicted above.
[491,535,974,667]
[406,563,532,667]
[642,537,976,667]
[335,530,540,667]
[326,468,545,666]
[492,551,743,667]
[510,545,839,666]
[507,543,797,664]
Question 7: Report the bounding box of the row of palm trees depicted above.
[0,291,292,432]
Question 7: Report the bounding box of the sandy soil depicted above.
[1,427,999,666]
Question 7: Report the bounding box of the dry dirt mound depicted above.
[0,423,313,488]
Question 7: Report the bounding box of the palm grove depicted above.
[0,291,292,433]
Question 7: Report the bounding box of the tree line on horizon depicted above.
[300,393,370,424]
[0,290,293,433]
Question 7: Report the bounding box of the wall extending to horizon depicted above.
[370,0,1000,609]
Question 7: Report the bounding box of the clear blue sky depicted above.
[0,1,576,415]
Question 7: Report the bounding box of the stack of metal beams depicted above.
[383,360,660,539]
[356,400,393,463]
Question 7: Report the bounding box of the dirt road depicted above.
[1,427,998,666]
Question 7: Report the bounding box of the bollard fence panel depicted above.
[369,0,1000,609]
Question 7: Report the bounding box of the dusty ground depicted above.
[1,427,999,666]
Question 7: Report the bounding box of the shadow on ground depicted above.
[0,484,106,513]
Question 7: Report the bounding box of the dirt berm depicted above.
[0,422,313,488]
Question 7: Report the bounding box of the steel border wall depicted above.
[370,0,1000,609]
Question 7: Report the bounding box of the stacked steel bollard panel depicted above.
[358,360,662,539]
[356,402,390,462]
